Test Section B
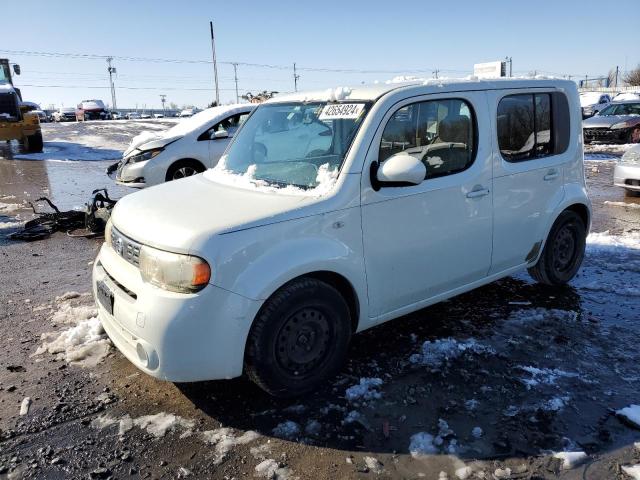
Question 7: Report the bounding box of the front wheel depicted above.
[245,278,352,397]
[166,160,205,181]
[528,211,586,286]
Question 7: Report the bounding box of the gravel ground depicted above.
[1,122,640,479]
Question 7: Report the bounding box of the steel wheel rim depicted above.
[553,224,577,273]
[275,307,332,377]
[173,166,197,179]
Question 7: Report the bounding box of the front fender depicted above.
[205,210,369,325]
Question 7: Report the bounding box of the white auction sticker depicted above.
[318,103,365,120]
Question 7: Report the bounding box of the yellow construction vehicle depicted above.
[0,59,43,153]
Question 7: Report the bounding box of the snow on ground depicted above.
[517,366,579,389]
[617,405,640,429]
[604,201,640,210]
[345,377,384,402]
[623,465,640,480]
[408,432,438,457]
[584,143,635,155]
[0,202,24,213]
[33,296,110,367]
[92,412,194,438]
[553,451,588,470]
[254,459,292,479]
[408,338,495,369]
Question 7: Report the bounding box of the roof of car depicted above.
[269,77,576,103]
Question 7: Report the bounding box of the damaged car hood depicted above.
[122,131,181,157]
[583,115,639,128]
[111,174,318,254]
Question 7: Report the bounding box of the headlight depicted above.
[139,245,211,293]
[621,149,640,165]
[611,121,632,130]
[128,148,163,163]
[104,218,113,245]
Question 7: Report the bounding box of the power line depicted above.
[19,83,242,91]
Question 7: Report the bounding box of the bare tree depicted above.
[623,65,640,87]
[607,68,617,87]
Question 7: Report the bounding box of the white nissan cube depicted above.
[93,79,591,397]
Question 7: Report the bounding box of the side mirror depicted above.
[211,129,229,140]
[13,64,20,75]
[371,152,426,190]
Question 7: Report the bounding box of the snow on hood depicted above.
[122,104,254,158]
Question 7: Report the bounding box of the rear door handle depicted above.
[544,169,559,181]
[466,188,490,199]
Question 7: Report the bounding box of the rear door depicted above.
[361,92,493,319]
[488,89,571,274]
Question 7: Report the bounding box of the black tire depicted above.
[528,210,586,286]
[166,159,205,181]
[23,131,44,153]
[624,189,640,198]
[245,278,352,397]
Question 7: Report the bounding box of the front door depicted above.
[361,92,493,319]
[206,112,250,168]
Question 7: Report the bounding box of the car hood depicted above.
[583,115,637,128]
[122,131,182,157]
[111,174,316,255]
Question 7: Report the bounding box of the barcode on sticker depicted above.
[318,103,365,120]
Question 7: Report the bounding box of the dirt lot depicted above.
[1,121,640,479]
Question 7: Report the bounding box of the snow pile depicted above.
[543,396,571,412]
[455,466,473,479]
[517,366,579,389]
[254,459,291,479]
[345,377,383,402]
[324,86,352,101]
[204,157,339,197]
[604,201,640,210]
[92,412,194,438]
[408,432,438,457]
[584,143,635,155]
[33,296,110,367]
[622,465,640,479]
[272,420,300,439]
[202,428,260,462]
[616,405,640,428]
[363,456,383,474]
[91,414,133,436]
[553,451,588,470]
[409,338,494,369]
[471,427,483,438]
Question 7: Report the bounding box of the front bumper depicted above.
[115,158,148,188]
[92,243,261,382]
[614,163,640,191]
[583,127,630,144]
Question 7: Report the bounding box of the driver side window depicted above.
[212,113,249,136]
[378,98,476,179]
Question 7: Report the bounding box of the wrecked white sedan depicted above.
[115,104,255,187]
[94,79,590,397]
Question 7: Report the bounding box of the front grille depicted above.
[111,227,142,267]
[584,128,625,142]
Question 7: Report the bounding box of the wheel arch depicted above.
[165,158,206,181]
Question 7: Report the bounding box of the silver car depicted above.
[614,145,640,196]
[583,101,640,144]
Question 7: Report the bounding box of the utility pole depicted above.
[433,69,439,79]
[209,21,220,106]
[504,56,512,77]
[293,63,300,92]
[107,57,117,111]
[615,65,619,88]
[232,63,239,103]
[160,94,166,116]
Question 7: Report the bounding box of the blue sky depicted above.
[2,0,638,110]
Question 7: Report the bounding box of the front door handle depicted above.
[544,169,559,181]
[466,188,490,199]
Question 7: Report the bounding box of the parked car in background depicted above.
[614,144,640,196]
[583,101,640,144]
[153,113,164,118]
[52,107,77,122]
[110,111,124,120]
[32,109,49,123]
[179,108,196,117]
[115,103,254,188]
[579,91,611,118]
[141,113,151,119]
[611,91,640,102]
[96,79,590,396]
[126,112,141,120]
[76,99,108,121]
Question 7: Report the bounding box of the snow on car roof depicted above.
[165,103,256,137]
[271,77,576,103]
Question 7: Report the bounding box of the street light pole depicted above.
[107,57,117,111]
[209,21,220,106]
[160,94,166,116]
[232,63,239,103]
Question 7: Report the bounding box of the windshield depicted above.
[212,101,370,190]
[598,103,640,116]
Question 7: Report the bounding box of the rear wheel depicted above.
[528,211,586,286]
[245,278,352,397]
[22,131,44,153]
[166,160,205,181]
